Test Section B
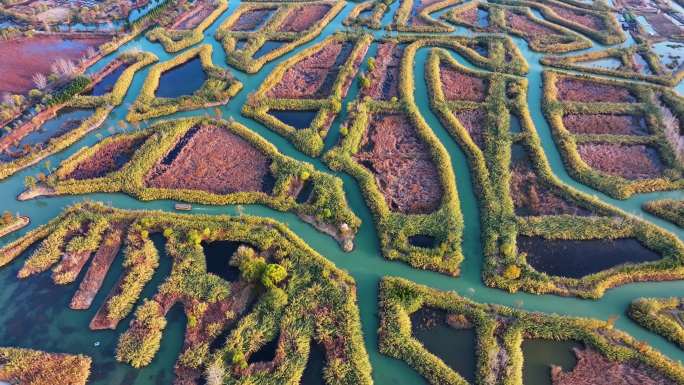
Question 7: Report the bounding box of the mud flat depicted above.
[0,215,30,239]
[0,108,92,160]
[228,8,274,31]
[363,42,404,100]
[172,0,215,30]
[453,108,487,149]
[544,3,605,30]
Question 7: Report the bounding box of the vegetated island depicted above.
[0,202,372,385]
[379,276,684,385]
[643,199,684,228]
[0,347,91,385]
[629,297,684,351]
[18,117,360,251]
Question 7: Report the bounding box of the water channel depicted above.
[0,1,683,384]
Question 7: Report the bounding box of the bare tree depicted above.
[32,73,48,90]
[51,58,78,79]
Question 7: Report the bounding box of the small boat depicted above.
[174,203,192,211]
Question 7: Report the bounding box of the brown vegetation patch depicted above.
[70,225,125,310]
[146,125,273,195]
[353,113,443,214]
[506,11,557,37]
[440,65,487,102]
[266,41,351,99]
[230,8,274,31]
[552,347,677,385]
[363,42,404,100]
[578,143,665,180]
[172,0,214,30]
[0,34,111,95]
[510,146,592,216]
[562,114,647,135]
[66,135,148,180]
[453,108,486,149]
[546,4,605,31]
[556,77,637,103]
[645,13,682,39]
[277,4,331,32]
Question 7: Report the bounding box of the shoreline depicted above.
[0,216,30,238]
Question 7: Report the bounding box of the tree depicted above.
[503,264,521,280]
[32,73,47,90]
[24,175,36,190]
[1,211,13,225]
[239,256,266,283]
[261,264,287,289]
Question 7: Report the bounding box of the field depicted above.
[0,34,111,95]
[0,0,683,385]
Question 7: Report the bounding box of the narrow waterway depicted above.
[0,1,683,385]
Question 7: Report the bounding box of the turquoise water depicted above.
[1,1,684,384]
